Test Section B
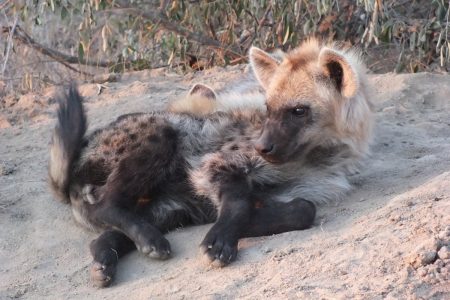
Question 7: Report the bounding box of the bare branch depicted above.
[1,15,18,76]
[0,0,12,11]
[1,26,96,76]
[1,26,112,68]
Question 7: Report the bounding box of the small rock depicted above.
[417,267,428,277]
[438,246,449,260]
[0,162,15,176]
[435,259,445,268]
[409,251,437,268]
[262,247,272,253]
[438,230,450,240]
[417,237,441,252]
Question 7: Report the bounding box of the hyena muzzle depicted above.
[48,38,372,287]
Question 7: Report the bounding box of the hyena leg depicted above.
[89,230,135,287]
[200,196,316,266]
[91,124,180,260]
[195,153,316,266]
[199,179,253,268]
[242,198,316,238]
[93,204,171,260]
[195,153,264,267]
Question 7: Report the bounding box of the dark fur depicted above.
[48,85,87,203]
[49,86,316,287]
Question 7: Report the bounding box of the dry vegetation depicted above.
[1,2,450,298]
[1,0,449,97]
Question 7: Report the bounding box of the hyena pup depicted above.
[48,38,372,287]
[168,49,285,116]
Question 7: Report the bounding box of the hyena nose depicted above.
[254,142,275,155]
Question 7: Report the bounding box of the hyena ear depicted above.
[319,48,359,98]
[188,83,217,100]
[249,47,279,90]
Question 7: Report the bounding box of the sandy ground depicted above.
[0,66,449,299]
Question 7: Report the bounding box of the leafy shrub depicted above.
[1,0,449,93]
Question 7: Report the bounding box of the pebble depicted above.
[409,251,437,268]
[437,246,449,260]
[0,163,15,176]
[262,247,272,253]
[435,259,445,268]
[417,267,427,277]
[438,230,449,240]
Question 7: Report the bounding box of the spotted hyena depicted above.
[48,38,373,287]
[167,50,285,117]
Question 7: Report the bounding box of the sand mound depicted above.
[0,68,449,299]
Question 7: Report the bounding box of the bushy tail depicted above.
[48,85,87,203]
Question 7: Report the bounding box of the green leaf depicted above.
[61,6,69,20]
[78,43,84,61]
[410,32,416,51]
[282,26,290,45]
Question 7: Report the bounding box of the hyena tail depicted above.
[48,85,87,203]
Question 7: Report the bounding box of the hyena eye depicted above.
[292,106,308,117]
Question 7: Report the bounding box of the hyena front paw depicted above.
[200,226,238,268]
[90,261,116,288]
[135,234,171,260]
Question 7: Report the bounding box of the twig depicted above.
[3,59,56,72]
[1,15,18,76]
[53,55,94,76]
[1,26,96,76]
[257,3,273,33]
[1,26,111,68]
[365,0,380,48]
[0,0,11,11]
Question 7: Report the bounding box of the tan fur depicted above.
[48,133,70,203]
[168,94,218,116]
[168,83,266,117]
[250,38,373,165]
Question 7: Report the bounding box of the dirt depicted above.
[0,66,449,299]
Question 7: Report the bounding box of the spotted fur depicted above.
[48,38,372,287]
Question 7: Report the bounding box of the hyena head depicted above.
[250,38,373,164]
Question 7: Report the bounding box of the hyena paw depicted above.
[136,234,171,260]
[90,261,116,288]
[200,227,238,268]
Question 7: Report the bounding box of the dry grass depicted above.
[1,0,449,97]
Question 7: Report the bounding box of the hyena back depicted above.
[168,79,266,117]
[167,51,287,116]
[48,38,371,287]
